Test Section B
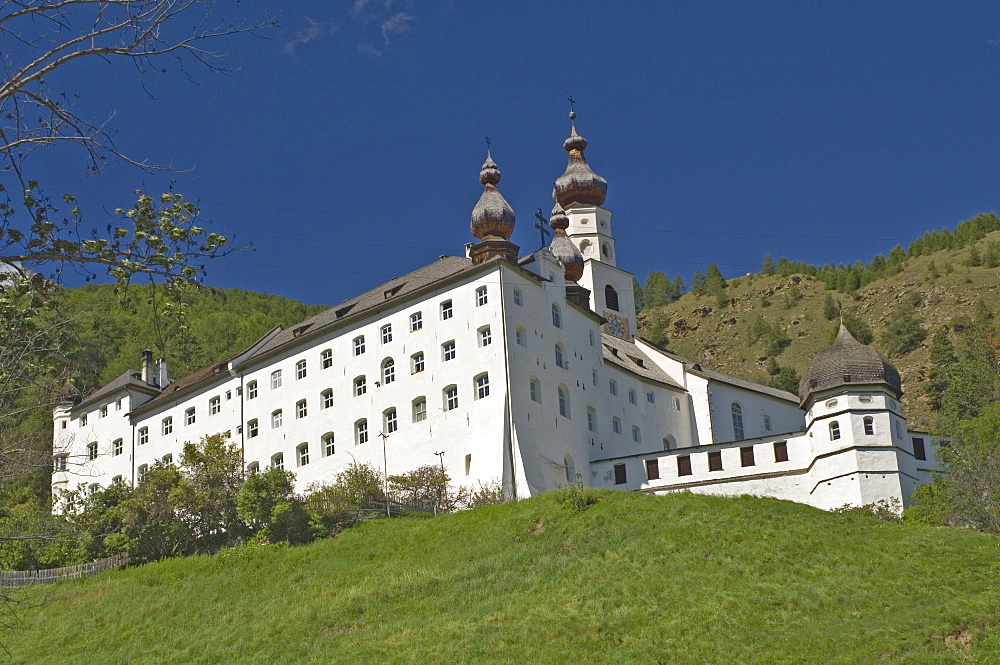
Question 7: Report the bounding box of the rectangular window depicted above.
[646,391,655,404]
[247,381,257,399]
[774,441,789,463]
[53,454,68,471]
[138,464,148,481]
[413,398,427,423]
[247,419,259,438]
[271,410,283,429]
[112,439,123,456]
[138,427,148,446]
[99,405,108,418]
[296,359,307,380]
[632,426,642,443]
[411,352,425,374]
[162,454,173,465]
[321,349,333,369]
[185,407,196,425]
[645,459,660,481]
[628,389,637,406]
[476,285,488,306]
[708,451,723,472]
[912,437,926,461]
[442,341,456,361]
[116,399,122,410]
[271,370,282,390]
[515,328,526,346]
[609,380,618,396]
[445,386,459,411]
[529,379,541,403]
[354,336,366,355]
[210,396,221,415]
[381,324,393,344]
[354,376,366,396]
[479,326,492,346]
[356,420,368,445]
[385,409,398,433]
[677,455,692,477]
[297,444,309,467]
[322,389,334,409]
[87,442,98,460]
[612,417,621,434]
[271,454,283,470]
[587,410,596,432]
[441,300,453,320]
[476,374,490,399]
[162,417,172,435]
[80,414,87,426]
[740,446,755,467]
[323,433,335,457]
[512,288,522,306]
[592,370,598,386]
[673,397,681,410]
[296,399,307,419]
[613,463,627,485]
[410,312,423,332]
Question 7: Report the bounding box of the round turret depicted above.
[799,324,902,406]
[470,152,516,240]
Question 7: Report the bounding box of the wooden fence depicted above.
[0,553,130,588]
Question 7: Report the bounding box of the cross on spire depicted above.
[534,208,551,249]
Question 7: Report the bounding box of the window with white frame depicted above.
[444,385,459,411]
[628,389,637,406]
[558,385,570,418]
[587,408,596,432]
[271,409,283,429]
[87,441,98,460]
[322,389,334,409]
[247,419,258,438]
[296,443,310,467]
[247,381,257,399]
[162,416,173,435]
[80,414,87,426]
[138,464,148,481]
[551,304,561,328]
[354,335,366,355]
[53,454,68,471]
[512,288,522,306]
[410,312,423,332]
[731,402,744,440]
[609,380,618,396]
[296,359,307,380]
[354,376,366,396]
[271,453,284,470]
[863,416,874,435]
[321,348,333,369]
[672,396,681,410]
[529,377,541,403]
[185,407,196,425]
[138,427,148,446]
[99,405,108,418]
[296,399,307,419]
[479,326,492,347]
[381,324,393,344]
[441,300,453,320]
[410,351,424,374]
[355,419,368,445]
[210,396,221,415]
[111,438,123,456]
[162,454,173,465]
[271,370,282,389]
[555,344,565,368]
[476,285,488,306]
[322,432,335,457]
[412,397,427,422]
[475,373,490,399]
[646,391,655,404]
[515,326,526,347]
[442,340,456,361]
[830,420,841,440]
[384,408,398,433]
[382,358,395,384]
[631,426,641,443]
[612,417,622,434]
[247,462,259,474]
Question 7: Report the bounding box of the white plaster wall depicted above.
[705,382,803,444]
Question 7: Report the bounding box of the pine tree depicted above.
[632,276,645,311]
[704,264,726,294]
[691,270,706,295]
[761,253,776,275]
[928,329,957,411]
[823,294,840,321]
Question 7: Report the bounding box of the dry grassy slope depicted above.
[637,230,1000,430]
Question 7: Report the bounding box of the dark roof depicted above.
[601,334,683,389]
[799,324,902,405]
[74,370,159,413]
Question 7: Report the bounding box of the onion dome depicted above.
[471,152,516,240]
[798,324,902,406]
[552,113,607,209]
[549,203,584,282]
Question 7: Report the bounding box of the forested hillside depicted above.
[635,213,1000,432]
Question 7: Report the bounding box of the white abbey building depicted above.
[52,117,939,511]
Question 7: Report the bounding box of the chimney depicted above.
[156,358,169,389]
[141,350,155,386]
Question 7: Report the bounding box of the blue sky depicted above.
[25,1,1000,306]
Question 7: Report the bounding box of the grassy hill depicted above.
[638,229,1000,430]
[4,490,1000,664]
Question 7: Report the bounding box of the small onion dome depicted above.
[550,230,584,283]
[470,152,516,240]
[549,202,569,230]
[798,324,902,405]
[552,123,607,209]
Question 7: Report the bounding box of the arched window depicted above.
[663,434,676,451]
[382,358,395,384]
[602,243,611,258]
[444,385,459,411]
[475,373,490,399]
[731,402,744,440]
[558,385,570,418]
[863,416,874,435]
[564,454,576,485]
[604,284,620,312]
[322,432,335,457]
[529,377,541,403]
[551,304,561,328]
[830,421,841,440]
[296,443,309,467]
[580,240,592,255]
[554,344,565,368]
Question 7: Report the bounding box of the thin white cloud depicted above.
[988,38,1000,46]
[381,12,413,43]
[283,17,335,56]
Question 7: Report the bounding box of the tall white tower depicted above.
[551,111,637,340]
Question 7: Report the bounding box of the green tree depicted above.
[691,270,706,295]
[839,312,874,345]
[941,322,1000,420]
[642,270,671,308]
[174,434,247,552]
[823,294,840,321]
[927,330,957,411]
[879,304,927,357]
[761,253,776,275]
[236,468,311,545]
[704,264,726,294]
[305,463,385,534]
[632,276,645,311]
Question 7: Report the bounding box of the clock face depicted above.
[608,314,625,337]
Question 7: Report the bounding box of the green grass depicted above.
[5,490,1000,664]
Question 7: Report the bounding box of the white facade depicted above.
[52,129,941,512]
